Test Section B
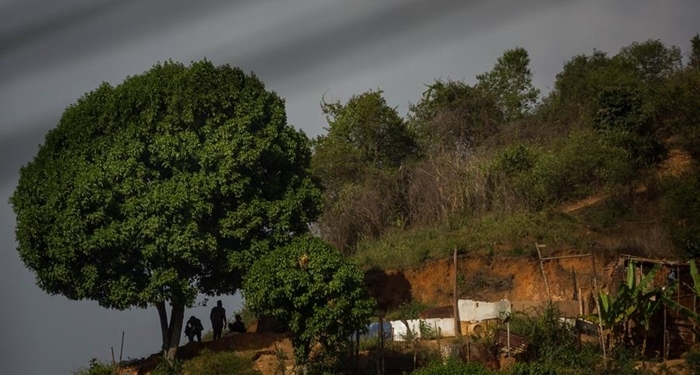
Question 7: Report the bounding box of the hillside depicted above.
[77,35,700,375]
[309,38,700,278]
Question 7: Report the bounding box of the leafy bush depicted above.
[151,359,183,375]
[181,350,260,375]
[575,194,630,230]
[515,130,633,208]
[73,359,114,375]
[411,358,493,375]
[508,305,577,361]
[490,143,541,177]
[661,172,700,258]
[385,301,434,321]
[686,345,700,375]
[505,362,561,375]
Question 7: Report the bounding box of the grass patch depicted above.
[355,210,583,269]
[385,301,435,321]
[72,359,114,375]
[181,349,260,375]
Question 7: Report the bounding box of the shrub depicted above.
[490,143,540,177]
[385,301,434,321]
[151,359,183,375]
[661,171,700,258]
[73,359,113,375]
[686,345,700,375]
[181,349,260,375]
[411,358,493,375]
[514,130,633,208]
[505,362,561,375]
[507,305,581,365]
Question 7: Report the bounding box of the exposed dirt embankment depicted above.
[367,251,617,309]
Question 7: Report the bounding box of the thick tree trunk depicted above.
[156,301,185,362]
[156,302,169,354]
[165,303,185,361]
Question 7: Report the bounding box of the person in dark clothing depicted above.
[228,314,247,334]
[184,316,204,343]
[210,300,227,340]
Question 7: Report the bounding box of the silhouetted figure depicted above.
[184,316,203,343]
[210,300,227,340]
[228,314,247,334]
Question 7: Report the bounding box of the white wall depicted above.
[458,299,511,322]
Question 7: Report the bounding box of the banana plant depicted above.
[590,261,663,352]
[631,264,670,355]
[663,259,700,327]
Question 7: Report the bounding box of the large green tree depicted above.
[243,235,375,369]
[9,60,321,360]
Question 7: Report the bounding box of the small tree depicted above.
[243,235,376,369]
[407,79,503,156]
[312,90,417,253]
[617,39,683,82]
[591,261,664,353]
[10,60,322,361]
[476,47,540,122]
[690,34,700,70]
[313,89,417,189]
[593,86,664,166]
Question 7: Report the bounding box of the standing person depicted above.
[210,300,227,340]
[184,316,204,343]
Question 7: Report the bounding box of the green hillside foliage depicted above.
[310,35,700,267]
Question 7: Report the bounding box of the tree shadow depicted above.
[364,267,413,313]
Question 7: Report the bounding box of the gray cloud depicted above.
[0,0,242,83]
[0,123,45,186]
[0,0,134,56]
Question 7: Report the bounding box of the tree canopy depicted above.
[408,79,504,156]
[476,47,540,122]
[313,90,417,188]
[243,235,375,368]
[9,60,322,359]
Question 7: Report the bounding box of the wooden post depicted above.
[467,339,471,362]
[536,243,551,302]
[507,321,511,358]
[355,331,360,375]
[694,295,697,344]
[677,266,681,304]
[111,347,117,375]
[578,288,584,316]
[119,331,125,362]
[118,331,124,375]
[453,246,462,338]
[664,307,668,361]
[379,316,385,375]
[590,252,606,363]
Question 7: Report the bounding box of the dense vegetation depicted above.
[311,35,700,268]
[63,33,700,375]
[244,235,375,369]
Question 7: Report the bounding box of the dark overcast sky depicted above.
[1,0,698,374]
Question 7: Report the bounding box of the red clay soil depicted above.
[367,252,614,309]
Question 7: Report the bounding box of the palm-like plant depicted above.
[591,261,665,353]
[663,259,700,326]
